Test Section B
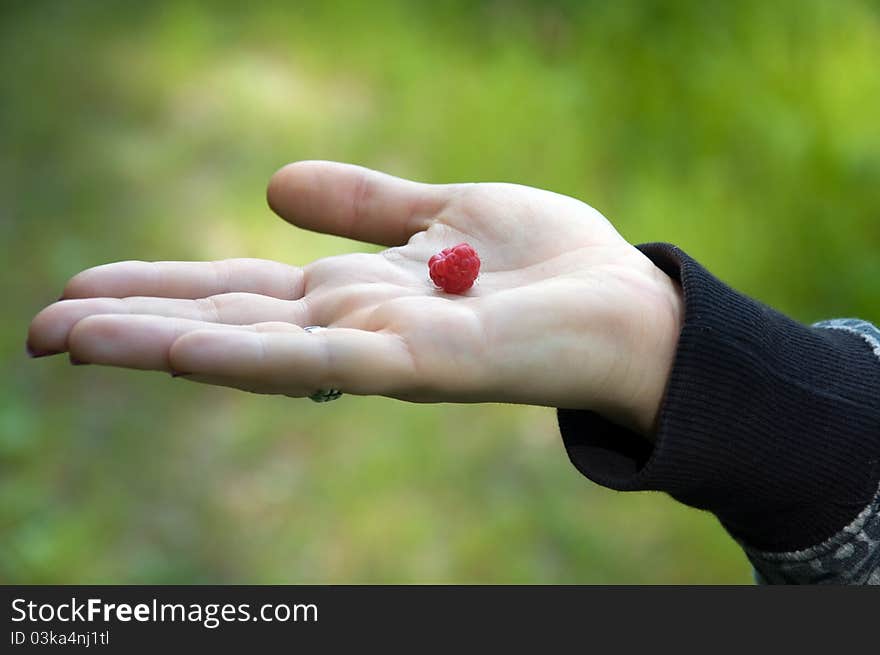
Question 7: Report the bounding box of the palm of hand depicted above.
[28,162,681,434]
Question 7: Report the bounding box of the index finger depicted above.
[62,258,304,300]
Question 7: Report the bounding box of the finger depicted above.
[267,160,455,247]
[67,314,302,371]
[169,327,415,397]
[62,258,304,300]
[28,294,311,355]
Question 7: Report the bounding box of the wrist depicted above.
[613,257,684,438]
[559,243,880,551]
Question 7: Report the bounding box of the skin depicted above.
[27,161,684,438]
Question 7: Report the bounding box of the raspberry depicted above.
[428,243,480,294]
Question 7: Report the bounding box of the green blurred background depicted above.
[2,0,878,584]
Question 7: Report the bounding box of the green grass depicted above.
[2,0,878,583]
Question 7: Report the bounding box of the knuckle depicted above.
[195,296,222,321]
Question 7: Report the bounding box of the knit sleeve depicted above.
[557,243,880,583]
[744,320,880,584]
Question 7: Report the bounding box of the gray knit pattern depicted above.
[745,318,880,585]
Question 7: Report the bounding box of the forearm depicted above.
[558,244,880,583]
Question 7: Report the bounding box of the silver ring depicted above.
[303,326,343,403]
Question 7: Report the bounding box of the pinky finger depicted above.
[168,327,417,398]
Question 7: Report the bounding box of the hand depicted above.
[27,161,683,436]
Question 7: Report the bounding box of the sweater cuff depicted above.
[558,243,880,552]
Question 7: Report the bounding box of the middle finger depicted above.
[28,293,312,355]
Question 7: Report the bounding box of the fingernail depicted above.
[170,371,191,378]
[69,355,89,366]
[26,343,60,358]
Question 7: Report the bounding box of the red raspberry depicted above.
[428,243,480,294]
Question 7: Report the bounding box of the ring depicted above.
[303,326,343,403]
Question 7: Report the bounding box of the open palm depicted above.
[27,161,682,434]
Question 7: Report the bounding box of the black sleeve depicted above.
[557,242,880,552]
